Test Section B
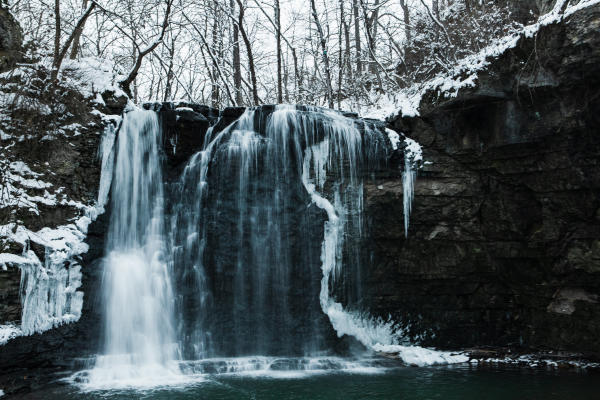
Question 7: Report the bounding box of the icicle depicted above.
[402,156,416,237]
[402,136,422,237]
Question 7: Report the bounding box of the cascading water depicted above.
[75,104,464,390]
[85,109,182,389]
[171,105,392,359]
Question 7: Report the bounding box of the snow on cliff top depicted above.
[59,57,127,99]
[0,56,127,100]
[352,0,600,121]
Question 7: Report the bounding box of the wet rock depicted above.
[368,5,600,355]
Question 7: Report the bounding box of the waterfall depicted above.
[86,109,182,389]
[171,105,391,358]
[75,104,462,390]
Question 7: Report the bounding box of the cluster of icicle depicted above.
[298,108,465,365]
[0,119,119,344]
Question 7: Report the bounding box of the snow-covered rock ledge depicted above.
[0,57,125,345]
[346,0,600,121]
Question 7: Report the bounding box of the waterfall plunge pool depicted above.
[18,362,600,400]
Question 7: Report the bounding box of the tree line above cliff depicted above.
[1,0,559,109]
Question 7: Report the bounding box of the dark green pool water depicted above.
[20,365,599,400]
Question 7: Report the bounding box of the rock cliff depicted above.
[367,4,600,355]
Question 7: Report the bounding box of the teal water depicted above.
[21,365,599,400]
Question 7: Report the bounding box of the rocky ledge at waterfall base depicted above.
[1,2,600,397]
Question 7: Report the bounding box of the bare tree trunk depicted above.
[119,0,172,96]
[251,0,299,101]
[338,0,343,108]
[231,0,242,105]
[275,0,283,103]
[283,53,290,102]
[359,0,382,88]
[69,0,88,59]
[432,0,440,19]
[399,0,410,48]
[235,0,259,105]
[53,0,61,64]
[51,1,96,81]
[464,0,471,14]
[343,2,352,84]
[211,1,220,106]
[163,35,175,101]
[182,11,236,105]
[310,0,334,109]
[352,0,362,76]
[292,48,300,101]
[366,0,380,75]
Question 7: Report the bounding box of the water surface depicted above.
[20,364,599,400]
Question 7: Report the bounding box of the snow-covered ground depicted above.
[342,0,600,121]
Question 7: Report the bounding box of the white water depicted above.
[85,109,182,388]
[74,105,459,391]
[300,111,465,366]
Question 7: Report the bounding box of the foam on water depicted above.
[72,356,392,389]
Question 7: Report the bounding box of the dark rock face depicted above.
[0,7,22,72]
[0,267,20,322]
[368,5,600,355]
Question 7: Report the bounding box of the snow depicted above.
[404,137,423,162]
[386,129,400,150]
[345,0,600,122]
[59,57,127,99]
[0,118,119,345]
[0,161,61,214]
[0,253,31,269]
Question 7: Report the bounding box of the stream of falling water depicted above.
[84,109,185,389]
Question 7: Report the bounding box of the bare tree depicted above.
[119,0,173,97]
[274,0,283,103]
[235,0,259,105]
[352,0,362,77]
[399,0,410,48]
[310,0,334,108]
[69,0,89,59]
[432,0,439,19]
[231,0,243,105]
[51,0,97,81]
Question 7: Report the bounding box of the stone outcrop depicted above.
[0,7,22,72]
[367,4,600,355]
